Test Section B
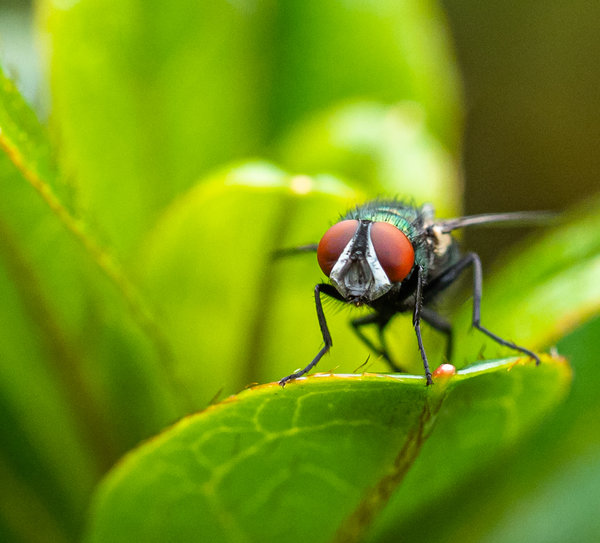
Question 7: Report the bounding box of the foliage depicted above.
[0,1,598,542]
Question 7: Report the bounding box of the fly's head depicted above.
[317,219,415,304]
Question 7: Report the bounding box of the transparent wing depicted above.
[435,210,558,234]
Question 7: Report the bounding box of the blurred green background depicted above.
[3,0,598,237]
[0,1,598,542]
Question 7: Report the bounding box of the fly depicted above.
[279,198,552,386]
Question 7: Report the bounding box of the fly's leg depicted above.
[413,266,434,385]
[350,314,404,371]
[272,244,318,258]
[420,307,453,362]
[425,252,541,365]
[279,283,340,386]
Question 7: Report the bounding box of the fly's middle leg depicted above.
[350,313,405,372]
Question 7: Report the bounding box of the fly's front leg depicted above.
[279,283,340,386]
[413,266,434,385]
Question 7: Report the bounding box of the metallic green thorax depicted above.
[340,199,433,275]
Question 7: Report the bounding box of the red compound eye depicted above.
[370,222,415,282]
[317,220,359,276]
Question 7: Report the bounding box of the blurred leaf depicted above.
[0,454,72,543]
[0,65,69,202]
[39,0,462,256]
[0,64,102,537]
[40,0,270,254]
[138,161,362,406]
[0,229,95,541]
[278,101,462,216]
[268,0,463,152]
[85,356,569,543]
[0,61,183,443]
[0,59,182,445]
[0,63,182,539]
[452,196,600,364]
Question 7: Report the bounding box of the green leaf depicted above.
[87,375,431,543]
[474,316,600,543]
[0,64,101,537]
[41,0,270,253]
[366,197,600,542]
[85,356,570,543]
[367,356,572,541]
[452,196,600,364]
[0,246,95,540]
[0,65,68,205]
[40,0,462,255]
[0,63,183,539]
[267,0,462,152]
[372,315,600,543]
[138,161,361,406]
[277,101,462,217]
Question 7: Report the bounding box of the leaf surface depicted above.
[86,356,570,543]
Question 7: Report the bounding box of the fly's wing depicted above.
[435,210,558,234]
[273,212,557,255]
[272,244,318,259]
